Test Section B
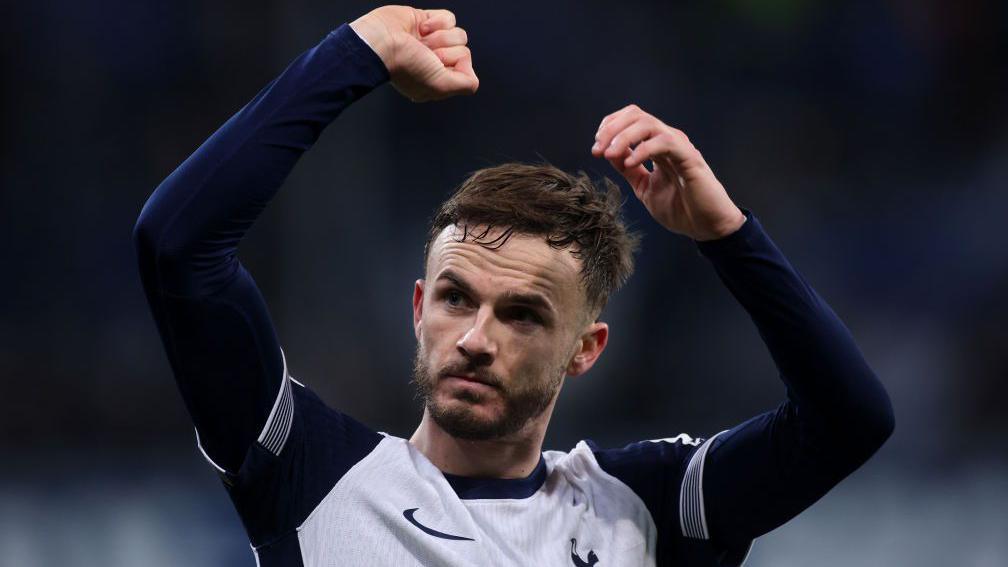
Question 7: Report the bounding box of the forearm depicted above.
[697,211,893,442]
[133,24,388,295]
[590,102,893,550]
[695,211,893,544]
[132,24,388,472]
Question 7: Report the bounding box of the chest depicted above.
[295,443,655,566]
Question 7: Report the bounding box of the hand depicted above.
[350,6,478,102]
[591,105,746,241]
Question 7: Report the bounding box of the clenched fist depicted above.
[350,6,478,102]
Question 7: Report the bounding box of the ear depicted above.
[565,321,609,377]
[413,279,425,340]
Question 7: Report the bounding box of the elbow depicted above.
[133,193,191,266]
[132,210,159,262]
[132,201,191,282]
[848,380,895,461]
[810,376,895,466]
[132,205,182,268]
[132,207,173,291]
[865,391,895,451]
[133,175,189,262]
[132,201,236,297]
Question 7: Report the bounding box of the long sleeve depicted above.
[696,210,895,547]
[590,211,894,566]
[132,24,389,474]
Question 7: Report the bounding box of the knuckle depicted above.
[681,147,703,166]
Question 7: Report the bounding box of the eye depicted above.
[508,308,543,326]
[444,290,466,307]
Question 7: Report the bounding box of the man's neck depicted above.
[408,408,551,479]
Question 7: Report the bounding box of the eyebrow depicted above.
[435,270,557,319]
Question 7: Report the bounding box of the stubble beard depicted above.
[412,343,564,441]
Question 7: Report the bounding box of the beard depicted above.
[412,344,564,441]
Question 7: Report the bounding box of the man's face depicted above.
[412,225,589,440]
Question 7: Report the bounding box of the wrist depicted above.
[695,208,747,241]
[349,16,394,70]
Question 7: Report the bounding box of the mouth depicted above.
[443,374,498,390]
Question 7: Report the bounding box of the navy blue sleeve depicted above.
[696,211,894,547]
[593,435,752,566]
[595,210,894,564]
[132,22,386,514]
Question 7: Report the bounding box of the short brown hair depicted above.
[425,163,639,319]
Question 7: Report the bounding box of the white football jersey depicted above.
[200,364,751,566]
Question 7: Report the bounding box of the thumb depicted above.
[432,69,479,97]
[431,50,479,96]
[605,153,649,197]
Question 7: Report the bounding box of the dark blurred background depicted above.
[2,0,1006,565]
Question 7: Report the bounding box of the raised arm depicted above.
[593,105,894,548]
[133,6,477,474]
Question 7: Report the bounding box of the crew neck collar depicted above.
[441,455,548,500]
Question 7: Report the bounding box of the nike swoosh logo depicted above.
[403,508,474,541]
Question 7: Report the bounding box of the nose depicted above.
[456,307,497,366]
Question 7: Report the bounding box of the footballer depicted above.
[134,5,894,566]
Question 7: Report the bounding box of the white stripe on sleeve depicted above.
[256,350,295,456]
[679,430,727,540]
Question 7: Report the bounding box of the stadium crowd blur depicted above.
[1,1,1005,565]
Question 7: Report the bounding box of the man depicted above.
[134,5,893,566]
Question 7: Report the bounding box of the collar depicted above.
[441,455,548,500]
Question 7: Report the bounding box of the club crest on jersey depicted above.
[570,538,599,566]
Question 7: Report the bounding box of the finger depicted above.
[433,69,479,96]
[592,104,647,157]
[602,118,658,160]
[598,103,641,130]
[432,51,479,96]
[420,9,456,35]
[421,27,468,49]
[632,128,704,172]
[602,144,650,196]
[593,105,639,153]
[434,45,470,67]
[623,136,663,169]
[608,156,649,195]
[453,51,478,84]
